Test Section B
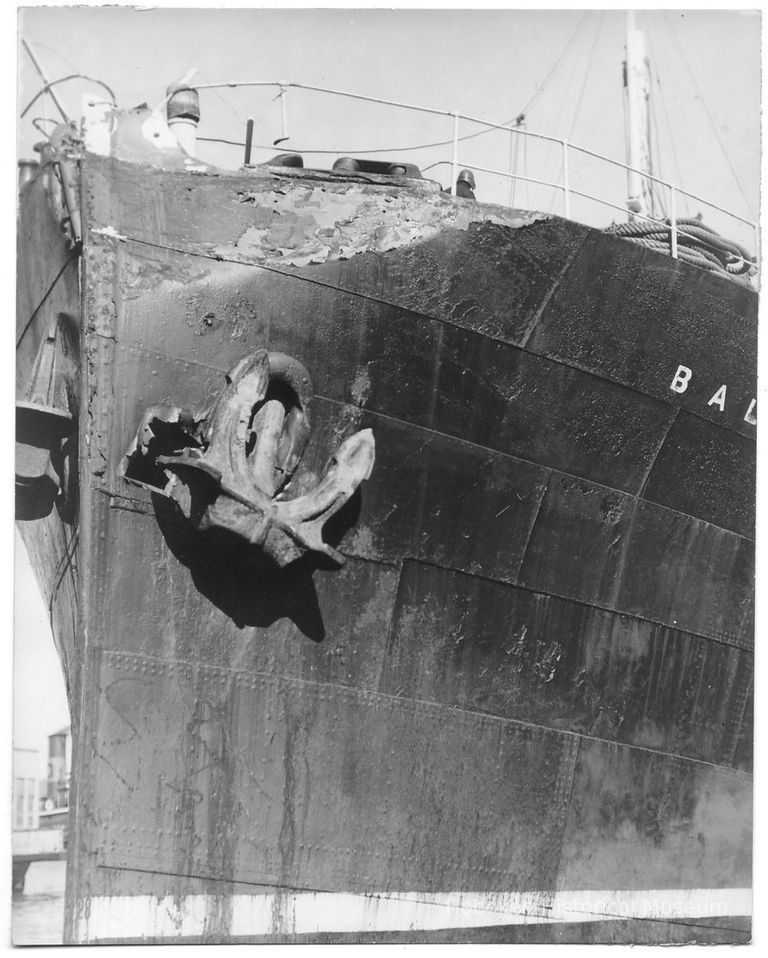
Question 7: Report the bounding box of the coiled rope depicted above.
[605,216,757,282]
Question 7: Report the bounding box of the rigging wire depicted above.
[641,40,661,222]
[199,135,251,148]
[23,39,82,78]
[667,17,756,219]
[545,12,597,212]
[198,13,591,163]
[21,73,117,119]
[648,91,667,217]
[197,132,499,156]
[517,12,589,119]
[619,82,630,220]
[23,52,202,106]
[548,11,603,214]
[21,37,69,123]
[567,12,604,143]
[643,21,688,216]
[21,15,589,167]
[195,69,255,125]
[16,247,82,349]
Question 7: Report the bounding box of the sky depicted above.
[5,4,767,944]
[9,1,763,793]
[14,532,69,778]
[16,6,761,245]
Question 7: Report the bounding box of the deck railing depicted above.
[192,80,759,272]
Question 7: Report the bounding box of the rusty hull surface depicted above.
[16,169,81,709]
[20,152,754,943]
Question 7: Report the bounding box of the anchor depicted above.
[124,349,375,567]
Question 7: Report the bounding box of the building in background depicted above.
[45,726,71,811]
[12,747,40,832]
[39,726,71,846]
[12,731,71,893]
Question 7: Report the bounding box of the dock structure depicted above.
[12,828,67,892]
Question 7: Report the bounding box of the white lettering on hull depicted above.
[708,385,727,411]
[670,365,693,394]
[72,887,752,941]
[669,366,755,424]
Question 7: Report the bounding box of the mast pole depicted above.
[624,11,651,219]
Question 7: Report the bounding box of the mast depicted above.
[623,11,653,218]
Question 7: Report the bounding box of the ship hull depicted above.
[18,152,754,943]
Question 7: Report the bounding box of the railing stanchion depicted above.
[279,81,288,143]
[754,222,761,273]
[451,111,460,196]
[669,183,678,259]
[244,117,254,165]
[189,81,756,279]
[562,138,570,218]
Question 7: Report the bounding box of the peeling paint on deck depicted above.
[216,180,544,267]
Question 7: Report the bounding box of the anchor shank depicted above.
[251,398,286,496]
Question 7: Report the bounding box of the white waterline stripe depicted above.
[74,887,752,941]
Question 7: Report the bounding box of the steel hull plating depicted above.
[17,153,754,944]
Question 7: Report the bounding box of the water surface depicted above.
[12,859,66,946]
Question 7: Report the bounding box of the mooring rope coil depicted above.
[605,216,756,281]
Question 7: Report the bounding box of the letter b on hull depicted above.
[670,365,692,394]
